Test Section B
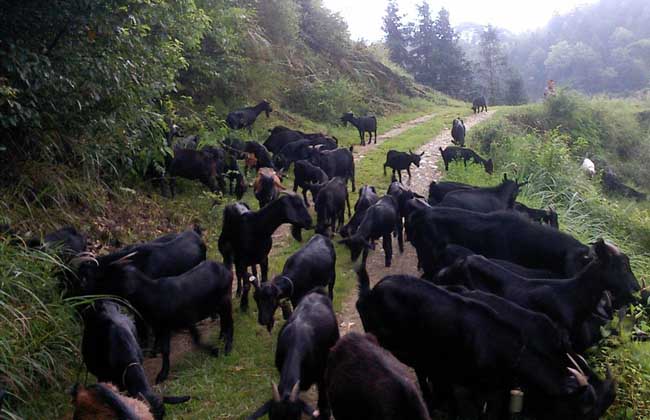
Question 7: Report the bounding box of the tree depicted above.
[478,25,508,104]
[504,71,528,105]
[382,0,409,67]
[410,2,436,86]
[431,8,473,98]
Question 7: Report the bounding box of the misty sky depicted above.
[323,0,600,41]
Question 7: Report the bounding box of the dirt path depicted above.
[351,113,437,162]
[336,110,496,335]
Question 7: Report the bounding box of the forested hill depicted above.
[506,0,650,98]
[0,0,425,188]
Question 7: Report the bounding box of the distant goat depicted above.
[310,146,356,192]
[513,202,559,228]
[472,96,487,113]
[340,185,379,238]
[309,177,351,236]
[253,167,286,208]
[339,195,399,268]
[581,158,596,178]
[451,118,466,147]
[341,112,377,146]
[439,146,493,174]
[226,100,272,132]
[293,159,329,207]
[383,150,424,183]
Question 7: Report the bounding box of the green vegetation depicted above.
[441,91,650,418]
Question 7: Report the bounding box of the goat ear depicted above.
[248,401,272,419]
[592,238,610,261]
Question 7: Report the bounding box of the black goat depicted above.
[88,261,234,384]
[309,177,351,236]
[443,287,614,419]
[341,112,377,146]
[252,234,336,332]
[472,96,487,113]
[244,141,274,170]
[75,229,206,297]
[353,266,608,418]
[273,139,331,172]
[451,118,466,147]
[226,100,272,132]
[218,194,312,310]
[264,127,337,154]
[253,168,286,208]
[339,185,379,238]
[436,240,637,335]
[310,146,356,192]
[427,180,474,204]
[324,332,431,420]
[293,159,329,207]
[406,207,640,299]
[81,300,190,418]
[602,169,646,201]
[383,149,424,183]
[514,202,559,228]
[26,225,86,261]
[165,149,222,197]
[248,291,339,420]
[437,174,524,213]
[439,146,493,174]
[339,195,399,268]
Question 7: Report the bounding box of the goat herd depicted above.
[1,101,644,420]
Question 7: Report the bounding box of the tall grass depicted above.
[0,240,82,419]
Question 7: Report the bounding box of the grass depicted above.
[0,94,469,419]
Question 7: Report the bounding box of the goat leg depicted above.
[155,331,172,384]
[383,233,393,267]
[220,297,234,355]
[316,379,331,420]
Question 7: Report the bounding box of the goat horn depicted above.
[271,382,280,402]
[566,353,585,377]
[69,255,99,267]
[604,290,613,310]
[289,381,300,402]
[110,251,138,266]
[567,367,589,387]
[576,354,590,369]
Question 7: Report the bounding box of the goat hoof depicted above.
[155,374,167,384]
[385,261,392,268]
[224,343,233,355]
[210,347,220,357]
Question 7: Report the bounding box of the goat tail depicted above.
[163,395,191,404]
[439,147,444,155]
[349,145,354,153]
